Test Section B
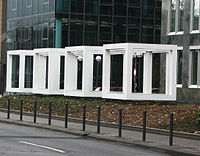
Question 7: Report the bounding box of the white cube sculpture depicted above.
[6,50,34,93]
[33,48,66,95]
[102,43,177,101]
[64,46,103,97]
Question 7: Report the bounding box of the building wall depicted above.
[0,0,7,94]
[7,0,162,50]
[56,0,162,47]
[161,0,200,103]
[7,0,55,50]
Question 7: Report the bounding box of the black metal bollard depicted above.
[65,100,68,128]
[119,108,123,137]
[143,110,147,141]
[97,106,101,133]
[33,100,37,123]
[7,98,10,119]
[83,105,86,131]
[169,112,174,146]
[20,100,23,121]
[49,102,52,125]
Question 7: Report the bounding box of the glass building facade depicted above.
[7,0,161,50]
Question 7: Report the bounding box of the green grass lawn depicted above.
[0,95,199,133]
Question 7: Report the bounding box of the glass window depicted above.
[11,55,20,88]
[110,54,123,92]
[24,56,33,88]
[152,53,161,93]
[113,17,126,43]
[43,0,48,3]
[191,49,198,85]
[142,7,154,18]
[143,0,154,7]
[42,23,48,39]
[170,0,176,32]
[43,0,49,12]
[84,16,98,45]
[12,0,17,10]
[114,0,127,16]
[129,0,140,7]
[100,5,112,15]
[132,56,143,93]
[45,56,49,89]
[128,28,139,42]
[177,50,182,84]
[193,0,200,30]
[85,0,98,14]
[60,56,65,89]
[100,0,112,5]
[93,55,103,91]
[26,0,32,7]
[128,7,140,17]
[70,15,83,46]
[71,0,84,13]
[77,59,83,90]
[178,0,184,31]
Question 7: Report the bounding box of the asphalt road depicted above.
[0,122,170,156]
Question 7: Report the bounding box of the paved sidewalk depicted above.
[0,111,199,156]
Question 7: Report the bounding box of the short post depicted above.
[7,98,10,119]
[33,100,37,123]
[119,108,123,137]
[49,102,52,125]
[65,100,68,128]
[20,100,23,121]
[97,106,101,133]
[143,110,146,141]
[169,112,173,146]
[83,105,86,131]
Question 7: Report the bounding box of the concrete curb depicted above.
[0,118,199,156]
[1,108,200,140]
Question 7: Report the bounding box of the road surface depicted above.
[0,122,170,156]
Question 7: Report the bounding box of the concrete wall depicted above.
[161,0,200,103]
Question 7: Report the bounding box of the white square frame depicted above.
[6,50,34,93]
[102,43,177,101]
[64,46,104,97]
[33,48,66,95]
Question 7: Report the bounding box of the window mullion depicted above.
[197,50,200,86]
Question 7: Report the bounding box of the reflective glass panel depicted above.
[45,56,49,89]
[93,54,103,91]
[191,50,198,85]
[170,0,176,32]
[11,55,20,88]
[193,0,199,30]
[24,56,33,88]
[132,56,143,93]
[77,60,83,90]
[60,56,65,89]
[110,54,123,92]
[178,0,184,31]
[177,50,182,84]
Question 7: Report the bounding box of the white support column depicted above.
[124,45,132,98]
[82,47,93,93]
[65,52,78,92]
[171,49,177,97]
[6,54,12,90]
[143,52,152,94]
[197,50,200,86]
[19,53,25,90]
[48,52,59,93]
[102,49,111,93]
